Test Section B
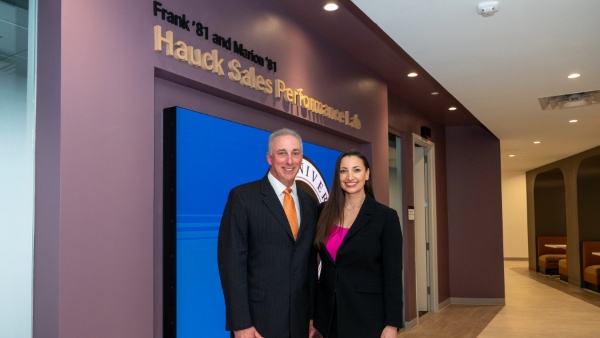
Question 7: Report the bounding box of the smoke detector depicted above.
[538,90,600,110]
[477,1,500,16]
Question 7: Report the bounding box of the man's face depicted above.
[266,135,302,187]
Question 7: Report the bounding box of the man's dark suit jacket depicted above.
[314,194,403,338]
[218,174,319,338]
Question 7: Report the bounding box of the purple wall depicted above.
[35,0,388,336]
[446,126,505,298]
[34,0,504,336]
[33,0,61,336]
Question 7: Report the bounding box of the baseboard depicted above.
[401,299,449,331]
[504,257,528,261]
[438,297,451,310]
[402,298,495,331]
[450,297,505,306]
[403,316,418,330]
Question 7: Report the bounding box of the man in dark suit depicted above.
[218,128,319,338]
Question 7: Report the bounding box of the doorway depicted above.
[388,133,404,326]
[413,134,439,318]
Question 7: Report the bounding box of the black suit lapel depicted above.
[341,194,375,246]
[260,175,295,240]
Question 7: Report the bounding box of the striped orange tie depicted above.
[283,188,299,240]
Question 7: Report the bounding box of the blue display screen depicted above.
[167,107,341,337]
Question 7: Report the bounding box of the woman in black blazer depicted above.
[313,149,403,338]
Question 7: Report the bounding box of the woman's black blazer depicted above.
[314,194,403,338]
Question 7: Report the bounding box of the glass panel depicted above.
[0,1,35,336]
[388,133,403,230]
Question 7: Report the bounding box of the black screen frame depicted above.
[163,106,177,338]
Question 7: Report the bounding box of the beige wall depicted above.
[502,172,528,258]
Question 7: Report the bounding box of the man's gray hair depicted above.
[268,128,303,154]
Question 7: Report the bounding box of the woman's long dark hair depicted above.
[314,149,374,249]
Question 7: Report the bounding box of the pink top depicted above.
[325,225,350,262]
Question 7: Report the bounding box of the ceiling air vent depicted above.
[539,90,600,110]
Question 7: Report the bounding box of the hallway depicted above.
[399,260,600,337]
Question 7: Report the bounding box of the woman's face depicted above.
[339,155,370,196]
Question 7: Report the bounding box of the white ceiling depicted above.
[351,0,600,174]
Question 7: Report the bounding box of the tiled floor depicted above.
[398,260,600,337]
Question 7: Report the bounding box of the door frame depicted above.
[413,134,439,317]
[387,132,405,327]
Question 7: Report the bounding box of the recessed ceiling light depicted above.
[509,154,515,157]
[324,3,339,11]
[431,92,439,95]
[448,107,457,111]
[533,141,541,144]
[408,72,418,77]
[569,119,578,123]
[568,73,580,79]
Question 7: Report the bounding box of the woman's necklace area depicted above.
[344,199,364,216]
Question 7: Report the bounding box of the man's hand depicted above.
[234,326,263,338]
[380,325,397,338]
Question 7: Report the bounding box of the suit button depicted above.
[293,270,296,276]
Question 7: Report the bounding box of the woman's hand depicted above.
[380,325,398,338]
[234,326,263,338]
[309,319,321,338]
